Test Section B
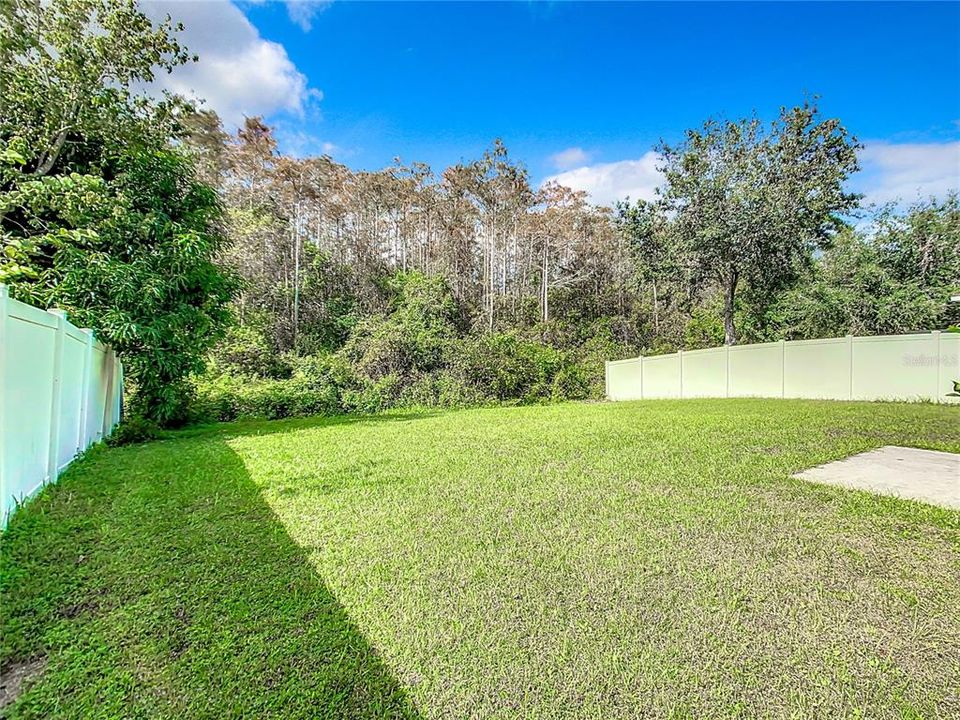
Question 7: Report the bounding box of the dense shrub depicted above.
[191,272,625,424]
[107,416,160,446]
[343,373,404,414]
[192,374,340,422]
[192,338,605,423]
[208,324,292,379]
[446,333,567,403]
[564,325,638,399]
[341,272,461,381]
[193,352,358,422]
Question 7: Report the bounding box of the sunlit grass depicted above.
[2,399,958,718]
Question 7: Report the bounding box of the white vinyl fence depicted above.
[606,332,960,404]
[1,285,123,526]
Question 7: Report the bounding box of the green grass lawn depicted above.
[2,399,959,719]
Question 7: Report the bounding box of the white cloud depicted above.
[856,141,960,206]
[546,142,960,210]
[273,126,342,158]
[284,0,333,32]
[142,0,319,127]
[548,147,591,171]
[544,151,663,207]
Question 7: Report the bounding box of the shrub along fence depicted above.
[0,285,123,526]
[606,332,960,404]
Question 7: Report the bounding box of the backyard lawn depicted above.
[1,399,958,719]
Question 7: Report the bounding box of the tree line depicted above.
[2,0,957,428]
[191,116,629,350]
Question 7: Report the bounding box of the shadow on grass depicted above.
[0,429,424,719]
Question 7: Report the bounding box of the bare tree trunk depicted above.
[723,267,739,346]
[652,281,660,333]
[32,99,78,177]
[489,221,496,332]
[541,235,549,323]
[293,203,301,352]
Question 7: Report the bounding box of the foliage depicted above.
[193,338,598,423]
[208,323,292,379]
[3,145,238,425]
[296,247,359,353]
[193,187,959,423]
[341,272,462,381]
[106,415,160,446]
[657,100,861,345]
[1,0,237,425]
[0,0,192,178]
[193,270,610,422]
[194,101,956,424]
[771,196,960,338]
[192,373,341,423]
[193,351,359,422]
[445,333,569,403]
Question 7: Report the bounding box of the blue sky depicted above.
[148,0,960,206]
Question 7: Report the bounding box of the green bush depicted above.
[550,364,591,401]
[567,327,639,400]
[342,374,404,414]
[209,324,291,379]
[107,416,160,446]
[192,373,341,423]
[192,351,373,422]
[192,272,618,423]
[126,379,194,429]
[341,272,461,381]
[446,333,566,403]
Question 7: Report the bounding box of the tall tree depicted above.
[1,0,237,425]
[774,195,960,338]
[0,0,191,178]
[658,101,861,344]
[616,198,677,335]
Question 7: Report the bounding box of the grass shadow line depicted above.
[0,436,423,719]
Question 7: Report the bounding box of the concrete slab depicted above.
[794,446,960,509]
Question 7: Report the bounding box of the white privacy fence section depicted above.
[1,286,123,526]
[606,332,960,404]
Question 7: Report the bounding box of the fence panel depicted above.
[606,331,959,405]
[1,286,123,526]
[783,337,851,399]
[851,334,940,401]
[643,353,681,398]
[729,342,784,398]
[87,345,109,444]
[605,358,643,401]
[58,327,88,472]
[681,347,727,398]
[2,299,57,517]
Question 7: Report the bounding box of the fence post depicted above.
[78,329,94,450]
[100,349,116,439]
[933,330,942,403]
[604,361,610,399]
[0,286,8,509]
[780,339,786,398]
[724,343,730,398]
[846,334,854,400]
[639,355,644,400]
[115,361,123,426]
[46,309,67,484]
[678,349,684,398]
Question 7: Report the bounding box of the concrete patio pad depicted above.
[794,446,959,509]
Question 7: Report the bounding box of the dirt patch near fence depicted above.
[0,657,46,710]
